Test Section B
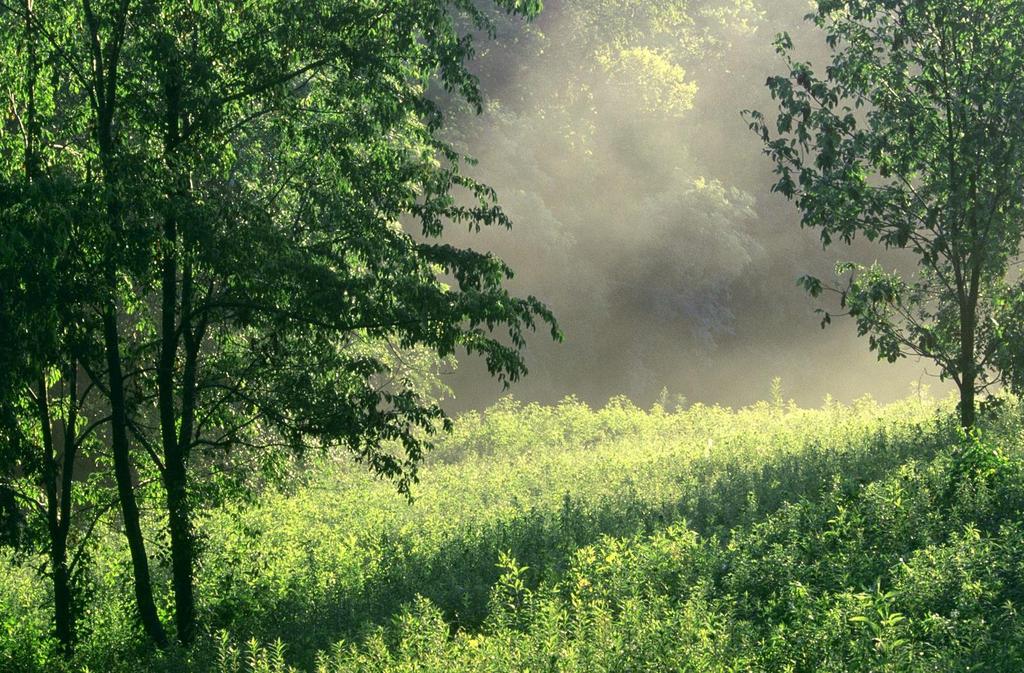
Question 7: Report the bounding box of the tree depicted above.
[747,0,1024,428]
[0,0,109,652]
[442,0,767,401]
[2,0,556,650]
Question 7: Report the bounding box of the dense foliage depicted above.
[9,389,1023,671]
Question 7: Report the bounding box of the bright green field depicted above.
[5,391,1024,672]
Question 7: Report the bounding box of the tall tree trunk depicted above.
[36,379,74,652]
[22,0,74,652]
[959,377,976,429]
[158,254,197,645]
[157,153,193,645]
[83,0,168,648]
[159,255,198,647]
[959,292,978,429]
[102,301,169,648]
[164,452,194,644]
[163,316,200,646]
[23,1,77,651]
[157,64,198,644]
[170,296,201,645]
[49,512,73,653]
[98,101,168,650]
[56,364,79,651]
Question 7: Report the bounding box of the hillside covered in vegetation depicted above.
[5,391,1024,671]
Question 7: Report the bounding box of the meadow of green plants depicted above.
[5,389,1024,672]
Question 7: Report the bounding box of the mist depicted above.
[440,0,951,412]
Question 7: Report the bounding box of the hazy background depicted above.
[440,0,950,411]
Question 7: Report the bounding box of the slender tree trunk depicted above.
[37,379,74,652]
[23,2,77,651]
[159,276,198,648]
[170,299,201,644]
[97,125,168,648]
[157,64,198,644]
[158,264,198,647]
[159,257,199,647]
[156,158,194,645]
[164,452,194,644]
[102,301,169,648]
[959,294,978,430]
[21,0,74,651]
[959,378,976,429]
[98,103,167,650]
[56,364,79,650]
[82,0,168,648]
[49,520,73,653]
[164,317,200,646]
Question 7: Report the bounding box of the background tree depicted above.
[442,0,770,401]
[747,0,1024,428]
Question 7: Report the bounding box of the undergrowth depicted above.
[7,390,1018,672]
